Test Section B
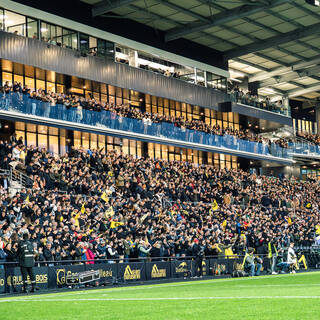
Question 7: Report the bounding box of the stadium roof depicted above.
[82,0,320,102]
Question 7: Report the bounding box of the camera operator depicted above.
[242,247,262,277]
[17,232,37,293]
[192,239,204,278]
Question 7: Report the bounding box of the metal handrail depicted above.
[9,167,32,188]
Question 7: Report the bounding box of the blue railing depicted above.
[289,142,320,155]
[0,92,292,159]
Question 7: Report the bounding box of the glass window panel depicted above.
[37,134,47,149]
[122,139,129,155]
[5,10,26,36]
[137,141,142,157]
[223,113,228,121]
[85,91,92,100]
[59,136,66,155]
[74,131,81,149]
[93,92,100,101]
[146,104,151,113]
[47,82,55,93]
[90,133,97,150]
[48,135,58,155]
[145,95,151,104]
[151,96,157,105]
[59,128,66,137]
[26,123,36,132]
[98,135,105,150]
[116,87,122,97]
[0,9,3,31]
[82,132,89,149]
[27,18,38,39]
[152,105,157,114]
[101,94,107,103]
[56,84,64,94]
[36,79,45,91]
[13,74,23,85]
[2,72,12,85]
[116,97,122,105]
[163,99,169,108]
[40,22,50,42]
[37,125,47,134]
[25,77,34,90]
[130,140,136,156]
[26,132,36,147]
[108,85,115,96]
[48,127,58,135]
[148,143,154,158]
[15,122,25,131]
[15,130,25,144]
[2,60,13,73]
[79,33,89,54]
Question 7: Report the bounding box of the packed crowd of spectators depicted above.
[297,131,320,146]
[1,82,290,149]
[0,138,319,265]
[230,87,288,115]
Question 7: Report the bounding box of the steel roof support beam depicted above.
[92,0,138,16]
[164,0,293,42]
[224,22,320,60]
[249,55,320,82]
[260,65,320,87]
[288,83,320,98]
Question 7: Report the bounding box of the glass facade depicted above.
[0,6,226,90]
[1,58,250,170]
[1,59,65,93]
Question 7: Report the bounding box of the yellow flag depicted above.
[221,220,227,230]
[22,195,30,208]
[316,224,320,235]
[101,192,109,203]
[211,199,219,212]
[141,213,149,223]
[287,217,292,225]
[105,206,114,218]
[81,203,86,214]
[110,220,124,229]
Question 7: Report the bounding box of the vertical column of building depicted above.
[315,102,320,134]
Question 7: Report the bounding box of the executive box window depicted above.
[1,60,65,93]
[15,122,65,155]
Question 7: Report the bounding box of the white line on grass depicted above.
[2,296,320,303]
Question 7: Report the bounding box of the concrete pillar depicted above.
[128,49,138,68]
[282,95,289,116]
[315,102,320,134]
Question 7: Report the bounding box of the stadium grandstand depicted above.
[0,0,320,318]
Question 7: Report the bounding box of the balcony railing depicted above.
[0,92,293,160]
[230,92,291,117]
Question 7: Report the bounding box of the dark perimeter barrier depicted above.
[0,251,316,294]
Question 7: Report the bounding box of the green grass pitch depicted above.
[1,272,320,320]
